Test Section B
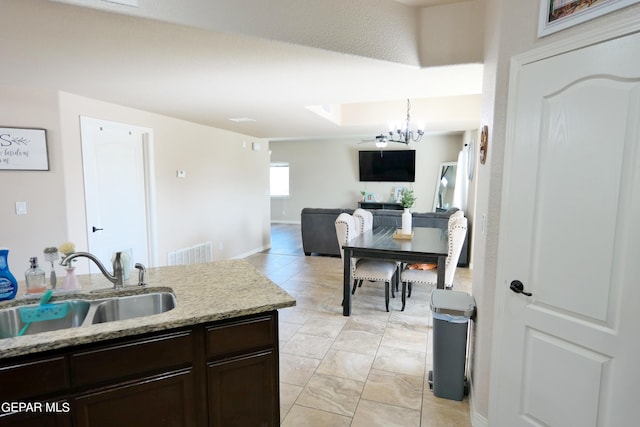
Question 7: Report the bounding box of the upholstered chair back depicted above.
[353,208,374,234]
[444,216,468,286]
[447,209,464,231]
[335,213,358,260]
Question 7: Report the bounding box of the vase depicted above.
[63,266,81,291]
[402,208,412,234]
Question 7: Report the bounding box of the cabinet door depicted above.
[207,351,277,427]
[74,369,196,427]
[0,410,71,427]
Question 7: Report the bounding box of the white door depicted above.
[80,117,152,273]
[491,31,640,426]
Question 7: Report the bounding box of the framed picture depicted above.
[393,187,404,203]
[538,0,640,37]
[0,127,49,171]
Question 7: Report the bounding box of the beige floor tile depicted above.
[331,329,382,356]
[316,349,374,382]
[351,399,421,427]
[278,307,313,324]
[372,345,426,377]
[380,325,428,353]
[280,353,321,386]
[361,369,424,410]
[296,373,364,417]
[422,392,472,427]
[281,404,352,427]
[343,316,388,334]
[297,315,348,338]
[279,320,302,342]
[388,311,432,333]
[281,333,334,359]
[280,382,303,421]
[253,225,472,426]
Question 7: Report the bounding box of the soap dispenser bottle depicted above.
[0,248,18,301]
[25,257,47,294]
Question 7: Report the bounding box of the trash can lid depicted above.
[430,289,475,317]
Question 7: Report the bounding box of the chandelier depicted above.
[385,99,425,145]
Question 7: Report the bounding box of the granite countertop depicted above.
[0,259,296,359]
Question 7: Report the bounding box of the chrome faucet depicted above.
[60,251,125,289]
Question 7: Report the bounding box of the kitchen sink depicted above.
[91,292,177,324]
[0,291,176,339]
[0,300,91,339]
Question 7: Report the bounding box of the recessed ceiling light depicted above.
[228,117,256,123]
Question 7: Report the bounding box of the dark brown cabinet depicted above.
[206,315,279,426]
[0,311,280,427]
[358,202,404,210]
[74,369,196,427]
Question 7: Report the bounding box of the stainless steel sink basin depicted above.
[0,300,91,339]
[0,291,177,339]
[91,292,177,324]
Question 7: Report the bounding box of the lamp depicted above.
[386,99,425,144]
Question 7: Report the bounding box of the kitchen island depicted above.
[0,259,296,426]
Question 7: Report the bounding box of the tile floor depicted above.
[244,224,473,426]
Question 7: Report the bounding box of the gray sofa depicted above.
[300,207,470,266]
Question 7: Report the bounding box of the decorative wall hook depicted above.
[480,125,489,165]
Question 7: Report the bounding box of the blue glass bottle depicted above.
[0,248,18,301]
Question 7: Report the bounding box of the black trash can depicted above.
[429,289,476,401]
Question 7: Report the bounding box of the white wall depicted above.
[0,86,271,284]
[0,86,68,276]
[473,1,640,424]
[269,134,464,223]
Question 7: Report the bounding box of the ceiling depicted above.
[1,0,482,141]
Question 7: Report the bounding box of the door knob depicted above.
[510,280,532,297]
[92,226,104,233]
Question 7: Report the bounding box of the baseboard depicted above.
[233,245,270,259]
[271,220,301,225]
[470,382,489,427]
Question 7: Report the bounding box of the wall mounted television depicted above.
[359,149,416,182]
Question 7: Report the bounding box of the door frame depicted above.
[488,15,640,424]
[79,116,158,268]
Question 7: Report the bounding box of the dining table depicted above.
[341,226,449,316]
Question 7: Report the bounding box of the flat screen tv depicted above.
[359,149,416,182]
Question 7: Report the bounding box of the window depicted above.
[270,162,289,197]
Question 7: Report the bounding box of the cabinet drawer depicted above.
[206,314,275,359]
[0,356,69,401]
[70,330,193,387]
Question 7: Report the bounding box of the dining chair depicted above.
[400,216,468,308]
[355,207,403,294]
[353,208,374,234]
[335,213,398,312]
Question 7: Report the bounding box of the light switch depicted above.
[16,201,27,215]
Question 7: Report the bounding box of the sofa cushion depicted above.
[301,208,354,256]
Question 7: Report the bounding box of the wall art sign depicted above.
[0,127,49,171]
[538,0,640,37]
